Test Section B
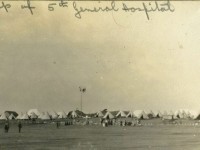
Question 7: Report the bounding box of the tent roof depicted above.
[133,110,149,119]
[103,111,115,119]
[0,113,8,120]
[28,109,40,116]
[16,112,24,119]
[30,112,38,119]
[8,113,16,120]
[21,113,29,120]
[126,111,135,118]
[57,111,67,119]
[96,110,104,117]
[49,111,58,119]
[116,110,127,117]
[40,112,51,120]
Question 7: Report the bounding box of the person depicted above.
[4,122,9,133]
[132,120,136,126]
[18,121,22,133]
[105,119,108,127]
[112,119,115,126]
[137,119,141,126]
[100,118,103,125]
[120,120,123,126]
[56,121,60,128]
[124,120,127,126]
[65,121,67,126]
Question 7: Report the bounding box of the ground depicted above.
[0,119,200,150]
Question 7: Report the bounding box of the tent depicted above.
[126,111,135,118]
[144,110,155,118]
[16,112,24,120]
[103,111,115,119]
[158,111,163,117]
[176,109,190,119]
[49,111,58,119]
[21,113,29,120]
[57,111,67,119]
[153,110,162,118]
[133,110,149,119]
[28,109,40,116]
[0,113,8,120]
[162,110,168,116]
[38,112,45,119]
[161,111,174,120]
[189,110,200,119]
[30,112,38,119]
[96,110,104,117]
[8,113,16,120]
[71,110,78,118]
[40,112,51,120]
[174,110,180,119]
[168,110,174,116]
[68,110,86,118]
[116,110,127,118]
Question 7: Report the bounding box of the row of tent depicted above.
[0,109,85,120]
[1,109,200,121]
[96,109,200,120]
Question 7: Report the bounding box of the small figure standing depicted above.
[120,120,123,126]
[105,119,108,127]
[18,121,22,133]
[4,122,9,133]
[56,121,60,128]
[137,119,141,125]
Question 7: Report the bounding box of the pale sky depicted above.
[1,1,200,113]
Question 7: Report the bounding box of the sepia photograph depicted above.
[0,0,200,149]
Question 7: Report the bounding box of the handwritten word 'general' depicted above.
[73,1,118,19]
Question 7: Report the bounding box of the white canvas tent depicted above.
[133,110,149,119]
[144,110,155,118]
[28,109,40,116]
[16,112,24,120]
[158,111,163,117]
[40,112,51,120]
[0,113,8,120]
[96,110,104,117]
[116,110,127,118]
[49,111,58,119]
[103,111,114,119]
[174,110,180,119]
[189,110,200,119]
[162,111,174,120]
[8,113,16,120]
[168,110,174,116]
[126,111,134,118]
[21,113,29,120]
[153,110,162,118]
[30,112,38,119]
[38,112,45,119]
[176,109,190,119]
[71,111,78,118]
[57,111,67,119]
[162,110,168,116]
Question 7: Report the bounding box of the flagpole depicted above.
[81,91,82,112]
